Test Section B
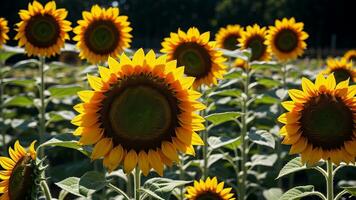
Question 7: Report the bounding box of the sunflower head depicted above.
[278,73,356,165]
[343,50,356,63]
[71,49,205,176]
[215,25,243,51]
[324,58,356,83]
[73,5,133,64]
[265,17,308,61]
[0,18,9,48]
[185,177,235,200]
[161,27,226,88]
[238,24,270,62]
[15,1,72,57]
[0,141,38,200]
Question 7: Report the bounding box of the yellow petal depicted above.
[124,150,138,173]
[138,151,150,176]
[91,138,113,160]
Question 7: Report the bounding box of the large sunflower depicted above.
[0,141,37,200]
[73,5,133,64]
[215,25,243,50]
[265,18,308,61]
[278,73,356,165]
[15,1,72,57]
[161,27,226,88]
[238,24,270,61]
[0,18,9,48]
[323,58,356,83]
[343,50,356,63]
[71,49,205,176]
[185,177,235,200]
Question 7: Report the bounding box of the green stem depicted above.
[134,167,141,200]
[179,158,185,200]
[334,190,347,200]
[108,183,131,200]
[201,88,209,179]
[39,56,46,158]
[0,61,5,153]
[240,69,249,200]
[40,180,52,200]
[326,159,334,200]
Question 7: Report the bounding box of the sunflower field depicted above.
[0,1,356,200]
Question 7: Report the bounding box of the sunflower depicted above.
[238,24,270,61]
[215,25,243,50]
[233,58,248,70]
[343,50,356,63]
[265,18,308,61]
[15,1,72,57]
[0,18,9,48]
[323,58,356,83]
[278,73,356,165]
[71,49,205,176]
[73,5,132,64]
[161,27,226,88]
[185,177,235,200]
[0,141,37,200]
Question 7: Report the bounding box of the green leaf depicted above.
[0,45,23,62]
[205,112,241,126]
[248,130,275,149]
[278,185,315,200]
[55,177,85,197]
[143,178,191,200]
[13,59,39,69]
[251,154,278,167]
[255,95,279,105]
[37,137,90,157]
[79,171,107,193]
[250,61,280,71]
[3,96,34,107]
[223,137,242,150]
[208,136,241,150]
[277,157,306,179]
[257,78,281,88]
[48,111,75,123]
[48,85,83,99]
[208,89,242,98]
[341,186,356,196]
[3,79,36,87]
[140,188,165,200]
[263,188,283,200]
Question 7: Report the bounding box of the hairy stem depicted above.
[40,180,52,200]
[134,167,141,200]
[326,159,334,200]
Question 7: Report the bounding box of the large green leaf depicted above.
[79,171,107,192]
[341,186,356,196]
[277,157,306,179]
[142,178,191,200]
[205,112,241,126]
[250,154,278,167]
[37,137,90,157]
[257,78,281,88]
[223,137,242,150]
[208,89,242,98]
[248,129,275,149]
[278,185,316,200]
[263,188,283,200]
[48,85,83,99]
[55,177,86,197]
[3,78,36,87]
[0,45,24,62]
[208,136,241,150]
[3,96,34,107]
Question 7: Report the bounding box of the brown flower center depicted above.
[25,14,60,48]
[246,35,267,61]
[196,192,223,200]
[174,42,212,78]
[100,73,180,152]
[300,94,354,150]
[331,68,352,83]
[84,20,120,55]
[223,34,239,50]
[274,29,298,53]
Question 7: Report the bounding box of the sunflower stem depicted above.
[179,158,185,200]
[134,166,141,200]
[40,180,52,200]
[0,60,5,153]
[39,56,46,158]
[108,183,131,200]
[201,87,209,179]
[240,68,249,200]
[326,159,334,200]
